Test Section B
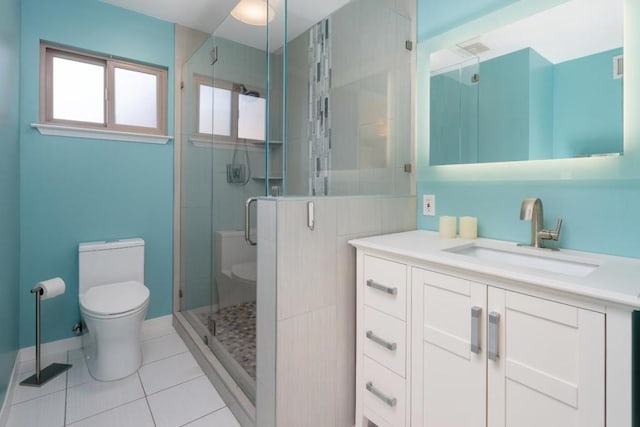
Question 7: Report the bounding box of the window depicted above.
[194,76,266,142]
[41,44,168,135]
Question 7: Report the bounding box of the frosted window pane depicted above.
[198,85,232,136]
[238,94,266,141]
[198,85,213,134]
[114,67,158,128]
[52,57,104,123]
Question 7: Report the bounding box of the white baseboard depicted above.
[18,335,82,363]
[0,355,19,427]
[18,314,174,363]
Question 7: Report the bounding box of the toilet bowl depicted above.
[215,231,257,308]
[79,239,150,381]
[231,261,257,286]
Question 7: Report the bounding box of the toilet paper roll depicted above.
[36,277,66,300]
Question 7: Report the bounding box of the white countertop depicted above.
[349,230,640,309]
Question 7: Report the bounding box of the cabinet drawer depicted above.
[364,306,406,377]
[363,356,406,427]
[364,255,407,320]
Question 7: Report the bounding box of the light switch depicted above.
[423,194,435,216]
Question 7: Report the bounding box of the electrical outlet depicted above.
[423,194,435,216]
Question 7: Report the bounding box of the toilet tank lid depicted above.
[79,238,144,252]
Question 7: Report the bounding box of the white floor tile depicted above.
[6,390,65,427]
[66,373,145,424]
[67,398,155,427]
[67,356,93,388]
[184,407,241,427]
[139,351,203,395]
[147,376,225,427]
[12,369,67,404]
[142,333,188,365]
[67,348,85,362]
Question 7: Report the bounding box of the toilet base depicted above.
[81,302,148,381]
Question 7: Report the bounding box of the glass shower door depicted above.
[179,0,280,402]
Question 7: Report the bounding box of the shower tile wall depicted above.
[286,0,413,197]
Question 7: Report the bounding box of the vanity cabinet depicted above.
[415,268,604,427]
[352,231,635,427]
[356,255,411,427]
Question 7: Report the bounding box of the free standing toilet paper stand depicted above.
[20,284,72,387]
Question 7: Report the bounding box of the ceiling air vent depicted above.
[613,54,623,79]
[458,42,490,56]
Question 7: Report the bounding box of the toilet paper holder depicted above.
[20,282,72,387]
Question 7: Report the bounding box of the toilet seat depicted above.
[80,281,149,317]
[231,261,257,284]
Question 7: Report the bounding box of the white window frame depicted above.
[194,75,265,143]
[39,43,168,136]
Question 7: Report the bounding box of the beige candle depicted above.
[439,216,457,239]
[460,216,478,239]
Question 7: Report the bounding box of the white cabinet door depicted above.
[488,288,605,427]
[418,269,487,427]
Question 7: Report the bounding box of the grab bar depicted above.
[245,197,258,246]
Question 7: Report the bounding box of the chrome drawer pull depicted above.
[366,330,397,351]
[488,312,501,362]
[366,381,397,407]
[366,279,398,295]
[470,306,482,354]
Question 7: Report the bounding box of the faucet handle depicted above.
[539,218,563,241]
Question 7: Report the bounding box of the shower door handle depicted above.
[245,197,258,246]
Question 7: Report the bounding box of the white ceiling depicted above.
[430,0,624,73]
[99,0,353,51]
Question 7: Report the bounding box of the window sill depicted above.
[31,123,173,145]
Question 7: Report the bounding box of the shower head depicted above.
[235,83,260,97]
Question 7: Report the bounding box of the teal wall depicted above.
[417,0,640,259]
[528,48,554,160]
[553,48,624,158]
[0,0,21,407]
[478,49,531,162]
[20,0,175,347]
[430,66,479,165]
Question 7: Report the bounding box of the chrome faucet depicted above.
[519,198,563,249]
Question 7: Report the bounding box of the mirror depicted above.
[429,0,623,165]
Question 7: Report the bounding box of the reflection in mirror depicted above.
[429,0,623,165]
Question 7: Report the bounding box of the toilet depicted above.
[78,238,150,381]
[215,230,257,309]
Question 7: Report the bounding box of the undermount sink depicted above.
[444,243,600,277]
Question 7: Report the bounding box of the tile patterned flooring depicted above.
[194,302,257,379]
[6,324,241,427]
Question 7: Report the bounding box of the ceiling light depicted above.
[231,0,276,26]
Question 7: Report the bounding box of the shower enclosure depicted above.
[176,0,414,425]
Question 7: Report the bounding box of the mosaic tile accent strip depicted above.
[308,18,332,196]
[196,301,256,379]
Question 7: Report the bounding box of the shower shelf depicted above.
[252,176,283,181]
[246,140,282,146]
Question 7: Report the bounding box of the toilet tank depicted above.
[79,238,145,294]
[215,230,256,274]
